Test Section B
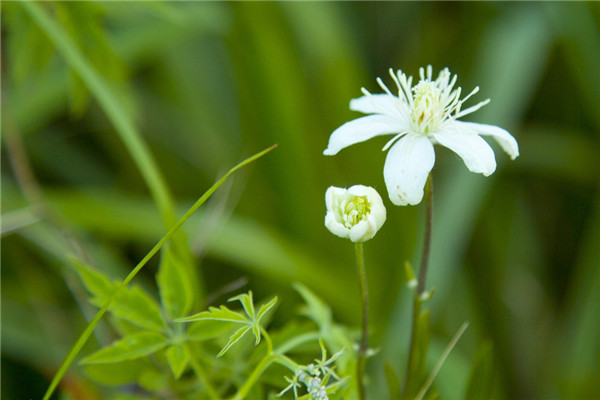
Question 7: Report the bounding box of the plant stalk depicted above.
[402,174,433,398]
[355,241,369,400]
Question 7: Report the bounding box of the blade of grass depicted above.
[415,322,469,400]
[20,1,176,230]
[42,144,277,400]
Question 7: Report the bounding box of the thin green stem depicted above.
[417,176,434,296]
[184,341,220,399]
[402,174,433,398]
[355,241,369,400]
[42,145,277,400]
[275,331,321,355]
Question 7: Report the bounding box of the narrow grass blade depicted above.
[415,322,469,400]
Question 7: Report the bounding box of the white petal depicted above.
[325,212,349,239]
[348,185,387,230]
[324,115,404,156]
[384,134,435,206]
[325,186,345,211]
[349,220,371,243]
[350,94,402,117]
[455,121,519,160]
[432,129,496,176]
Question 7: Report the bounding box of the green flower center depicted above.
[342,196,371,228]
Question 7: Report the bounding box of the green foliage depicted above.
[157,247,194,320]
[81,331,169,364]
[165,344,190,379]
[176,291,277,356]
[72,258,165,332]
[465,341,495,400]
[2,1,599,400]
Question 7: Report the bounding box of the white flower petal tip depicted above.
[324,65,520,206]
[324,185,386,243]
[384,134,435,206]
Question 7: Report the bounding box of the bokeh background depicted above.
[2,2,599,399]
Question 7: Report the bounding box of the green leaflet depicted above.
[83,359,149,386]
[176,305,249,324]
[157,247,194,320]
[165,344,190,379]
[416,310,431,379]
[72,258,165,332]
[465,341,495,400]
[384,361,401,399]
[176,291,278,356]
[81,331,168,364]
[230,291,256,320]
[186,319,234,341]
[217,326,252,358]
[293,282,332,332]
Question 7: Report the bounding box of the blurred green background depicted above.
[2,2,599,399]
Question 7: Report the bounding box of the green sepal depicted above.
[72,258,165,332]
[157,247,194,320]
[80,331,169,364]
[165,344,190,379]
[404,261,417,289]
[465,341,495,400]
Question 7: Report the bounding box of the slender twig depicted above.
[402,174,434,398]
[355,242,369,400]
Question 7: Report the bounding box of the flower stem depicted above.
[417,175,433,296]
[402,174,433,398]
[355,241,369,400]
[230,327,274,400]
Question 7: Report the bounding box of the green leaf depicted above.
[416,310,431,378]
[385,361,401,399]
[229,291,256,320]
[72,258,165,332]
[256,296,278,323]
[465,341,495,400]
[71,257,114,303]
[83,359,148,386]
[186,319,234,341]
[81,331,168,364]
[112,286,166,332]
[217,326,251,357]
[165,344,190,379]
[293,282,332,331]
[252,296,278,345]
[157,247,194,320]
[175,305,248,324]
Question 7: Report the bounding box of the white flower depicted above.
[325,185,386,243]
[324,66,519,206]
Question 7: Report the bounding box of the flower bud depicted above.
[325,185,386,242]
